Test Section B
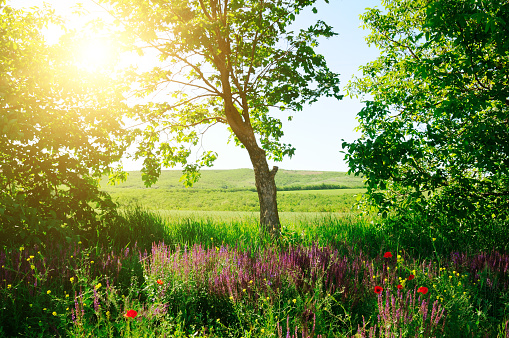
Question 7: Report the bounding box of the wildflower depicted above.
[292,299,296,304]
[66,294,69,298]
[90,261,94,264]
[266,297,270,300]
[261,329,265,333]
[243,289,246,292]
[408,274,415,280]
[249,280,253,284]
[95,283,102,290]
[229,296,234,300]
[157,279,163,285]
[19,246,24,252]
[417,287,429,295]
[70,277,75,283]
[30,265,35,270]
[397,284,403,290]
[43,308,47,311]
[7,284,11,289]
[432,238,436,242]
[29,304,32,307]
[374,286,383,294]
[383,252,393,258]
[124,310,137,318]
[52,312,57,316]
[106,311,110,319]
[47,290,51,295]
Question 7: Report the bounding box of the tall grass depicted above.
[1,208,509,337]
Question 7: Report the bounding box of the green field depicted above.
[100,169,366,212]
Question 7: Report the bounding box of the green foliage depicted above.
[343,0,509,232]
[97,0,341,187]
[0,2,129,245]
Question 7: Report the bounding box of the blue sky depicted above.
[11,0,383,172]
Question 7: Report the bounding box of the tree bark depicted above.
[246,144,281,237]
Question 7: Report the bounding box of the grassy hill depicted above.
[99,169,365,212]
[100,168,364,190]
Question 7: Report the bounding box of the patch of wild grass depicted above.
[2,209,509,337]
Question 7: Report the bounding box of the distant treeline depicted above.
[210,183,360,192]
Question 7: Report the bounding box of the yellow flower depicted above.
[249,280,253,284]
[29,304,32,307]
[78,241,82,244]
[65,294,69,298]
[106,311,110,319]
[292,299,296,304]
[66,308,69,311]
[30,255,34,259]
[266,297,270,300]
[70,277,75,283]
[95,283,102,290]
[52,312,57,316]
[229,296,234,300]
[19,246,24,252]
[43,308,47,311]
[261,329,265,333]
[243,289,246,292]
[47,290,51,295]
[30,265,35,270]
[90,261,94,264]
[7,284,11,289]
[387,266,390,270]
[432,238,436,242]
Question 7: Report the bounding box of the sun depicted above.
[76,37,116,72]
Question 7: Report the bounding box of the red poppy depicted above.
[124,310,138,318]
[408,274,415,280]
[417,287,429,295]
[397,284,403,290]
[157,279,163,285]
[374,286,383,294]
[383,252,393,258]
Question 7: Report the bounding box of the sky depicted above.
[10,0,383,172]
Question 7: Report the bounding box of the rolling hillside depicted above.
[99,169,365,212]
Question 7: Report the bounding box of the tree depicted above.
[343,0,509,239]
[94,0,342,236]
[0,2,129,245]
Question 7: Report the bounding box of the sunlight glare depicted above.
[77,38,114,72]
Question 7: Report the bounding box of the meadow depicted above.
[1,170,509,337]
[99,170,365,213]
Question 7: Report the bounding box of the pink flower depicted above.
[383,252,393,258]
[157,279,163,285]
[374,286,383,294]
[124,310,137,318]
[417,287,429,295]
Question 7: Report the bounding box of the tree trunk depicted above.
[246,145,281,237]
